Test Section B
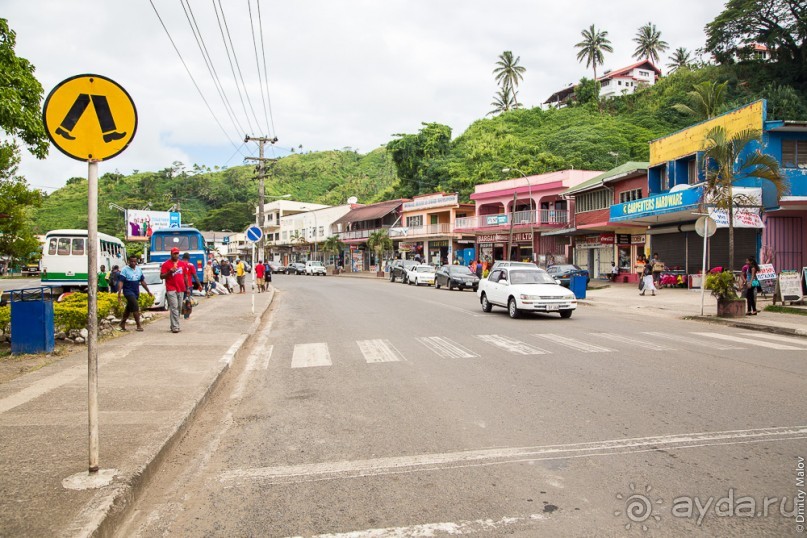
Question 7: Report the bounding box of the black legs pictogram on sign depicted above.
[55,94,127,143]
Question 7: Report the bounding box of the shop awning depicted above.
[332,200,404,227]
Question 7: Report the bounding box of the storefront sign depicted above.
[398,242,412,252]
[402,193,458,211]
[708,207,764,228]
[776,271,803,302]
[617,234,631,245]
[610,187,702,222]
[478,233,509,242]
[485,215,508,225]
[513,232,533,242]
[429,240,449,247]
[757,263,776,295]
[599,233,615,244]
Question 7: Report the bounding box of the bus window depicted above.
[72,238,86,256]
[58,238,71,255]
[48,238,58,255]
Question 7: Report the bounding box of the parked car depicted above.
[141,263,167,310]
[477,265,577,319]
[267,261,283,273]
[546,264,590,287]
[435,265,480,291]
[489,260,538,272]
[286,262,306,275]
[389,259,419,283]
[305,260,327,276]
[405,264,436,286]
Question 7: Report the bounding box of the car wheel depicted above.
[390,273,395,282]
[560,310,573,319]
[508,297,521,319]
[472,285,478,292]
[435,281,441,289]
[480,293,493,312]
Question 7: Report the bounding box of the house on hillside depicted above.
[544,60,662,107]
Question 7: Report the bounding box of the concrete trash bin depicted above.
[570,275,587,300]
[10,287,55,355]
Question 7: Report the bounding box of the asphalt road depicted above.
[118,274,807,537]
[0,277,41,292]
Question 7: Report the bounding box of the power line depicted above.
[217,0,264,135]
[180,0,252,136]
[147,0,245,155]
[247,0,271,137]
[256,0,277,139]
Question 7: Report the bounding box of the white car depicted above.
[406,264,436,286]
[140,263,167,310]
[477,266,577,319]
[305,260,326,276]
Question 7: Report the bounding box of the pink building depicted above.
[454,169,602,263]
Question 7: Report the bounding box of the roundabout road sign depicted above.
[695,216,717,238]
[245,225,263,243]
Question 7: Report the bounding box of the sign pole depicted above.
[700,226,708,317]
[252,242,256,315]
[87,160,100,473]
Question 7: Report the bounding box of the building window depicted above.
[618,80,622,86]
[688,158,699,184]
[406,215,423,227]
[576,189,611,212]
[619,189,643,203]
[782,140,807,168]
[601,80,610,87]
[660,166,669,190]
[639,70,649,77]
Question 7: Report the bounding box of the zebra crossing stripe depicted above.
[475,335,548,355]
[532,333,614,353]
[738,332,807,347]
[357,339,404,363]
[291,343,332,368]
[693,332,805,350]
[641,332,741,350]
[593,333,674,351]
[417,337,479,359]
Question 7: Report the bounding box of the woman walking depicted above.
[745,256,760,315]
[640,263,656,296]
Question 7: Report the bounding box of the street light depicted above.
[502,167,534,261]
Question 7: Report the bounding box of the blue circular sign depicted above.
[245,225,263,243]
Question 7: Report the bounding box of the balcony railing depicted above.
[454,210,569,231]
[405,223,452,236]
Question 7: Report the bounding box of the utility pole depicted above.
[244,135,278,262]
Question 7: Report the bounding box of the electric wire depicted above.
[256,0,277,140]
[247,0,272,137]
[181,0,253,136]
[147,0,245,155]
[217,0,264,136]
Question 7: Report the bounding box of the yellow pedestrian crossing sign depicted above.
[43,74,137,161]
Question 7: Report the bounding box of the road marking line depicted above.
[475,335,547,355]
[219,334,248,366]
[357,339,404,363]
[641,332,742,350]
[260,345,273,370]
[218,426,807,485]
[291,343,332,368]
[532,333,614,353]
[417,337,479,359]
[694,332,805,350]
[737,331,807,347]
[593,333,673,351]
[285,513,548,538]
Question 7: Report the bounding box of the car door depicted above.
[486,269,507,305]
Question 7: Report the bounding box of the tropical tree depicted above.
[321,235,346,265]
[367,229,392,271]
[488,85,520,115]
[575,24,613,81]
[667,47,692,72]
[702,126,787,270]
[632,23,669,64]
[493,51,526,100]
[672,80,729,120]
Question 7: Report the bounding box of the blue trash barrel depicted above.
[570,274,587,300]
[10,287,55,355]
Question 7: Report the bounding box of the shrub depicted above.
[0,305,9,333]
[54,303,89,332]
[705,271,739,300]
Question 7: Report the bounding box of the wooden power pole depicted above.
[244,136,278,260]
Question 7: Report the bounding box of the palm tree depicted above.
[702,126,787,270]
[321,235,346,266]
[575,25,613,81]
[493,51,526,100]
[632,23,669,64]
[488,85,520,116]
[672,80,728,121]
[667,47,692,72]
[367,229,392,273]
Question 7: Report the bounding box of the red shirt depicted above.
[161,259,188,293]
[183,261,197,288]
[255,263,265,278]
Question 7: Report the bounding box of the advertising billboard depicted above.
[125,210,181,241]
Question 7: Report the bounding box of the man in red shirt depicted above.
[160,247,187,333]
[254,260,266,293]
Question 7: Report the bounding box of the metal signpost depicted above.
[43,74,137,485]
[695,216,717,316]
[245,225,263,314]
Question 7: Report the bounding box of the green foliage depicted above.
[367,229,392,262]
[0,147,43,265]
[573,78,601,106]
[387,123,452,198]
[575,24,613,79]
[672,80,729,120]
[52,292,153,331]
[632,22,669,64]
[705,271,740,300]
[0,305,9,333]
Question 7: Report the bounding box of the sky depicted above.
[5,0,726,193]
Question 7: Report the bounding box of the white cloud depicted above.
[5,0,723,190]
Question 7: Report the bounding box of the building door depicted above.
[587,249,596,277]
[764,217,803,271]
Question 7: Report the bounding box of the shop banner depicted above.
[610,187,702,222]
[403,193,458,211]
[708,207,764,228]
[599,233,615,244]
[757,263,776,295]
[485,215,508,225]
[776,271,803,303]
[125,210,181,241]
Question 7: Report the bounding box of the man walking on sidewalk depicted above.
[117,255,153,331]
[160,247,187,333]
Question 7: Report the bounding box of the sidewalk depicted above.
[0,288,274,537]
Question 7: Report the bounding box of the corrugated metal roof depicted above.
[564,162,649,195]
[331,199,407,227]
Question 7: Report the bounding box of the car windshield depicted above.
[450,266,473,275]
[552,265,579,272]
[416,266,433,273]
[509,270,557,285]
[142,270,162,285]
[310,262,323,266]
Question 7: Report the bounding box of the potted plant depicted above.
[367,230,392,277]
[705,270,746,318]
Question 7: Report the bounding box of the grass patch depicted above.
[764,305,807,316]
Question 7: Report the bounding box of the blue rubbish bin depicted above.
[569,274,587,300]
[10,287,55,355]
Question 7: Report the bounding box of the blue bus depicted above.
[148,227,207,272]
